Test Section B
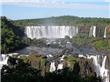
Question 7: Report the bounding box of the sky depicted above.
[0,0,110,20]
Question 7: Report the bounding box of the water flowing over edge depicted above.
[0,53,109,82]
[25,26,107,39]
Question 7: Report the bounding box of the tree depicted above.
[1,16,26,53]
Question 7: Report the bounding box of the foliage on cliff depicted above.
[1,16,26,53]
[92,39,110,51]
[1,55,101,82]
[71,33,110,52]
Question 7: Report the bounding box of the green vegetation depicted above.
[92,39,110,51]
[63,55,96,78]
[72,36,88,47]
[1,16,26,53]
[70,31,110,51]
[72,34,110,52]
[64,55,77,70]
[71,33,95,47]
[19,53,47,76]
[1,16,110,53]
[1,55,101,82]
[1,16,109,82]
[13,16,110,27]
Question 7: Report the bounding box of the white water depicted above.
[49,55,65,72]
[60,55,65,61]
[57,55,65,70]
[0,54,9,69]
[57,63,63,70]
[104,27,107,38]
[49,62,56,72]
[89,26,96,37]
[47,54,53,58]
[25,26,78,39]
[93,26,96,37]
[86,55,109,82]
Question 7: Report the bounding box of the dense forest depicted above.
[1,16,27,53]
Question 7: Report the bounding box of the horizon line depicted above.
[1,15,110,20]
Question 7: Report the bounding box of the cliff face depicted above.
[106,54,110,82]
[107,26,110,38]
[107,26,110,32]
[63,56,96,78]
[1,54,107,82]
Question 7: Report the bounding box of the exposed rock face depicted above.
[107,26,110,33]
[107,26,110,38]
[79,54,109,82]
[78,58,95,77]
[1,53,109,82]
[106,54,110,82]
[64,56,96,77]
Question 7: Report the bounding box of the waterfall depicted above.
[89,26,96,37]
[49,55,65,72]
[89,26,92,37]
[79,54,109,82]
[57,55,65,70]
[49,62,56,72]
[57,63,63,70]
[47,54,53,58]
[0,54,9,69]
[60,55,65,61]
[104,27,107,38]
[87,55,109,82]
[93,26,96,37]
[25,26,78,39]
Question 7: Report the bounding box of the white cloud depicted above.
[0,0,57,3]
[0,0,109,3]
[0,0,34,2]
[105,0,110,2]
[0,0,109,10]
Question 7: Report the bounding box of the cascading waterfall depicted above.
[89,27,92,37]
[0,54,9,69]
[49,62,56,72]
[87,55,109,82]
[79,55,109,82]
[93,26,96,37]
[25,25,107,39]
[57,55,65,70]
[57,63,63,70]
[49,55,65,72]
[49,54,109,82]
[89,26,96,37]
[25,26,78,39]
[104,27,107,38]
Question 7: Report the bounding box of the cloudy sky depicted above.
[0,0,110,20]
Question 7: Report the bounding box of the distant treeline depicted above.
[13,16,110,27]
